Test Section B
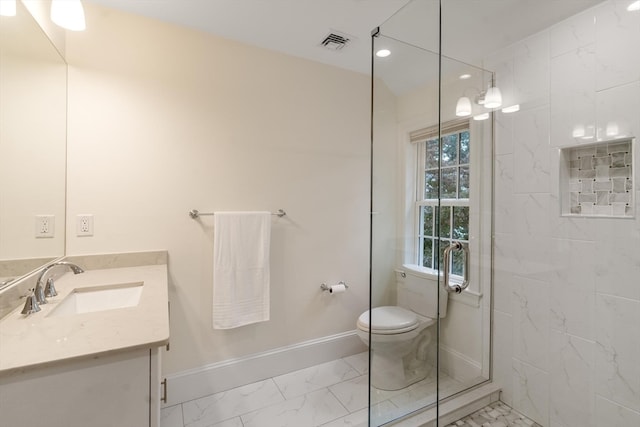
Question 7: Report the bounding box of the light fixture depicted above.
[572,124,585,138]
[501,104,520,113]
[473,113,490,121]
[455,80,506,117]
[459,74,471,80]
[628,1,640,12]
[581,125,595,140]
[484,85,502,109]
[51,0,86,31]
[606,122,619,137]
[455,97,472,117]
[375,49,391,58]
[0,0,16,17]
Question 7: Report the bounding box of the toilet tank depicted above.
[395,266,448,318]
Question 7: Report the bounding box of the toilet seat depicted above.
[357,306,420,335]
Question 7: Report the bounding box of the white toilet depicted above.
[356,268,448,391]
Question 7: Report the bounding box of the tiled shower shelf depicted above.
[560,139,634,218]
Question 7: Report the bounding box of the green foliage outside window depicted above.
[418,130,470,275]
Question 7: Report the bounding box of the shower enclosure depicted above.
[370,0,640,426]
[369,1,494,424]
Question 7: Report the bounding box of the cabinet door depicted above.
[0,349,151,427]
[150,347,161,427]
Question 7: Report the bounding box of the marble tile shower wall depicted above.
[486,1,640,426]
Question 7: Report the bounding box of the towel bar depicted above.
[189,209,286,219]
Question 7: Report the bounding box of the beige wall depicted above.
[0,3,66,261]
[64,4,371,374]
[21,0,66,57]
[371,77,398,308]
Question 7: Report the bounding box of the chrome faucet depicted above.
[30,261,84,314]
[20,292,41,315]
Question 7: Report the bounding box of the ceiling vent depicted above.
[320,31,352,51]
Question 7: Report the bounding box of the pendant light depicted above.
[455,96,472,117]
[0,0,16,17]
[51,0,86,31]
[483,85,502,109]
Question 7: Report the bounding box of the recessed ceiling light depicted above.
[376,49,391,58]
[459,74,472,80]
[628,1,640,12]
[0,0,16,16]
[51,0,86,31]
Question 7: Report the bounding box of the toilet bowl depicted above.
[356,267,448,391]
[357,306,435,390]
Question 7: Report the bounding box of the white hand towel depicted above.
[212,211,271,329]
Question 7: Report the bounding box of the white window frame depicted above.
[400,117,490,303]
[415,127,471,275]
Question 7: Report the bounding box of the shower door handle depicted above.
[443,242,470,294]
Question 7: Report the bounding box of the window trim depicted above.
[399,115,491,300]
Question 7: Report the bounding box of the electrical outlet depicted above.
[76,214,94,236]
[35,215,55,238]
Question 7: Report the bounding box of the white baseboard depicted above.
[163,330,366,407]
[439,344,482,383]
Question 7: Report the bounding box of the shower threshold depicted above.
[388,382,502,427]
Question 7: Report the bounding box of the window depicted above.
[416,125,470,276]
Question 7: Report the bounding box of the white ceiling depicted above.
[87,0,605,79]
[86,0,411,75]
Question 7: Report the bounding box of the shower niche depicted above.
[560,138,635,217]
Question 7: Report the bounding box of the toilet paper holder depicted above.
[320,281,349,293]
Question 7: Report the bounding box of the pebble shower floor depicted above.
[445,401,542,427]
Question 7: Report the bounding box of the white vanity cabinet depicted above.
[0,263,170,427]
[0,347,163,427]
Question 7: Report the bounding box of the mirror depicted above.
[0,1,67,286]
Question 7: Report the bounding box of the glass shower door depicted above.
[434,54,494,409]
[370,0,493,425]
[370,30,441,426]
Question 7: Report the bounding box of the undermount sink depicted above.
[48,282,144,317]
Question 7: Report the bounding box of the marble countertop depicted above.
[0,264,169,376]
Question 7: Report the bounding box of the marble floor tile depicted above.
[169,353,510,427]
[389,377,438,411]
[241,388,348,427]
[321,401,398,427]
[385,372,465,416]
[328,375,369,413]
[319,407,369,427]
[343,352,369,375]
[182,379,284,427]
[212,417,243,427]
[328,372,434,415]
[328,374,407,413]
[273,358,361,399]
[160,404,184,427]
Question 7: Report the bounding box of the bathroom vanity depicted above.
[0,262,170,427]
